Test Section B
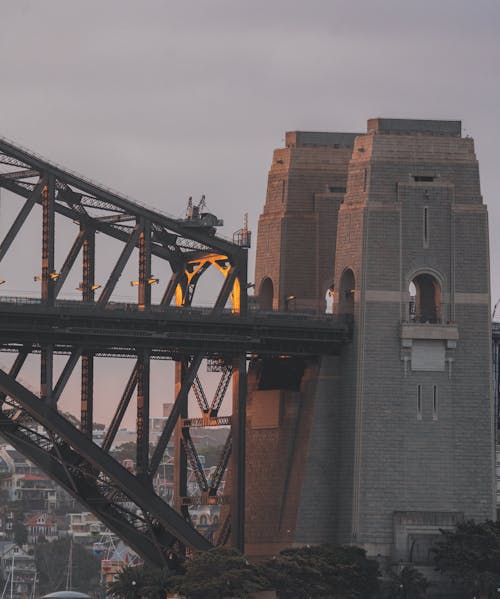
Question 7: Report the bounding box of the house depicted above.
[0,542,36,599]
[68,512,106,543]
[24,513,58,543]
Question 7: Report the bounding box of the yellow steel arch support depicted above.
[175,253,241,312]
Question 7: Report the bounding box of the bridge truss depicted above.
[0,136,349,565]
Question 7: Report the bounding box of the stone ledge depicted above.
[400,323,459,340]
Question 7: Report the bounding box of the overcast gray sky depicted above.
[0,0,499,424]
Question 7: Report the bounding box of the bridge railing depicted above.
[0,295,343,325]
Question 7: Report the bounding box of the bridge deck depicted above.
[0,297,350,358]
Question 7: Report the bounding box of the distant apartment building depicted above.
[68,512,106,543]
[0,445,74,512]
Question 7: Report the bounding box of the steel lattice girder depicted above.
[0,135,349,561]
[0,136,241,262]
[0,368,212,562]
[0,135,251,560]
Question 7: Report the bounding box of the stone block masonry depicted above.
[245,118,494,562]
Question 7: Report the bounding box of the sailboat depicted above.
[41,540,91,599]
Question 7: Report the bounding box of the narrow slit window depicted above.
[363,169,367,192]
[423,206,429,247]
[433,385,438,420]
[281,180,286,202]
[414,175,435,182]
[417,385,422,420]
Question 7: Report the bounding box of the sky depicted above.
[0,0,499,426]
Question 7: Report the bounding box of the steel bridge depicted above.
[0,136,350,566]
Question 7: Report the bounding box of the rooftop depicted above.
[285,131,360,148]
[367,117,461,137]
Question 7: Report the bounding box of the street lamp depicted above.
[284,294,296,311]
[130,277,159,286]
[76,284,101,292]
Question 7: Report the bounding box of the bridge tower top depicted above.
[332,117,493,556]
[254,129,359,313]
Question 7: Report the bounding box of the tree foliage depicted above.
[177,547,269,599]
[384,565,429,599]
[107,563,179,599]
[110,441,155,464]
[261,544,380,598]
[431,520,500,597]
[34,537,101,595]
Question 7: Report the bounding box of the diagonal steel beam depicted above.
[182,428,208,493]
[0,179,44,262]
[97,225,141,306]
[149,354,203,477]
[54,229,86,296]
[0,175,208,265]
[0,420,170,565]
[214,265,238,312]
[209,431,232,495]
[0,368,212,552]
[160,271,185,306]
[0,168,40,180]
[210,366,233,416]
[102,361,138,452]
[51,348,82,405]
[0,347,30,405]
[0,137,242,258]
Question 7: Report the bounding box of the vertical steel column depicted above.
[81,355,94,438]
[231,353,247,553]
[174,361,188,516]
[138,219,152,310]
[136,351,151,478]
[81,226,95,437]
[82,227,96,302]
[40,349,53,403]
[40,175,55,403]
[41,175,55,305]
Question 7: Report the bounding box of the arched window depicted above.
[338,269,356,319]
[259,277,274,311]
[410,273,441,323]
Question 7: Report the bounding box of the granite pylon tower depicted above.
[246,119,494,561]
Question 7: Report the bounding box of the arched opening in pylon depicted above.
[259,277,274,310]
[338,268,356,318]
[410,273,441,323]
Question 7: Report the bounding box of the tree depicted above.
[34,537,102,595]
[107,565,148,599]
[261,544,380,599]
[177,547,269,599]
[431,520,500,598]
[110,441,155,464]
[107,564,178,599]
[384,565,429,599]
